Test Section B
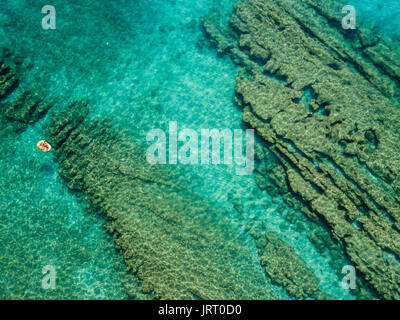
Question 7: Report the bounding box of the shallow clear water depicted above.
[0,0,399,299]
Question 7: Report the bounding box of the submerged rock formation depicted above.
[202,0,400,299]
[0,60,51,135]
[47,102,274,300]
[0,61,18,98]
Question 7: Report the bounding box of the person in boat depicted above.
[37,140,52,152]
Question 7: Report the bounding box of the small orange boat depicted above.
[37,140,52,152]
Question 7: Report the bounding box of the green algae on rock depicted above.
[0,61,18,98]
[47,101,274,300]
[202,0,400,299]
[252,227,325,299]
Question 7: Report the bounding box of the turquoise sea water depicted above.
[0,0,399,299]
